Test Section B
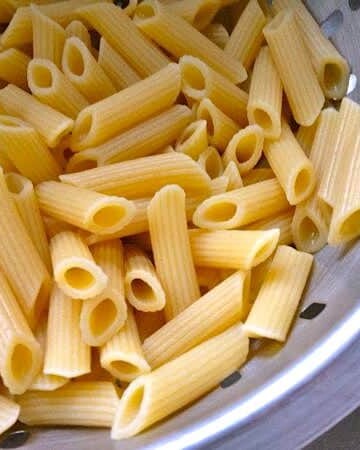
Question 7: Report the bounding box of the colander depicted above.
[2,1,360,449]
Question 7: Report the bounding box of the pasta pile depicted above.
[0,0,357,441]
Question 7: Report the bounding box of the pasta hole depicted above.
[120,384,145,426]
[92,205,126,228]
[323,63,343,94]
[11,344,33,381]
[178,123,196,145]
[135,3,156,19]
[76,113,93,140]
[64,267,95,290]
[253,109,272,131]
[200,108,214,136]
[110,361,140,377]
[31,64,53,88]
[5,173,26,194]
[236,135,257,163]
[204,151,222,178]
[294,168,311,199]
[130,279,156,302]
[339,210,360,237]
[182,63,206,92]
[203,201,237,222]
[67,44,85,76]
[254,240,276,264]
[89,298,117,337]
[299,217,320,246]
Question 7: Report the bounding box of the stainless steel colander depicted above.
[11,2,360,449]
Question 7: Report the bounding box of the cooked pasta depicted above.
[242,168,275,186]
[164,0,220,31]
[65,20,91,49]
[175,119,208,159]
[245,209,294,246]
[0,396,20,434]
[197,146,224,179]
[203,23,229,49]
[0,48,30,90]
[223,161,243,190]
[296,120,319,157]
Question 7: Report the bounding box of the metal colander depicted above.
[2,2,360,449]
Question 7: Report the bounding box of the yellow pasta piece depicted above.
[36,181,136,235]
[124,245,166,312]
[0,396,20,434]
[122,0,138,16]
[225,0,267,70]
[65,19,91,49]
[223,124,264,175]
[263,10,324,126]
[5,173,51,271]
[80,240,127,346]
[134,0,247,84]
[50,231,108,300]
[0,2,13,23]
[193,178,290,230]
[100,307,150,382]
[189,229,279,270]
[148,185,200,320]
[70,63,180,151]
[65,148,99,173]
[0,271,42,394]
[264,121,316,205]
[244,245,313,341]
[61,153,211,198]
[296,120,319,157]
[0,150,16,173]
[76,3,169,78]
[180,55,248,126]
[197,146,224,179]
[196,266,222,294]
[31,4,66,68]
[28,59,89,120]
[0,84,73,148]
[98,37,141,91]
[44,286,91,378]
[164,0,220,31]
[0,168,51,327]
[247,46,282,140]
[175,119,208,159]
[245,208,294,246]
[223,161,243,190]
[18,381,118,427]
[112,323,249,438]
[203,23,229,49]
[242,168,275,186]
[209,175,230,195]
[197,98,239,151]
[135,310,165,343]
[42,215,76,239]
[0,48,30,90]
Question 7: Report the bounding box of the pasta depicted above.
[223,161,243,190]
[135,310,166,342]
[203,23,229,49]
[133,0,247,84]
[112,324,249,438]
[80,240,127,347]
[296,120,319,157]
[175,119,208,159]
[50,231,108,300]
[244,245,313,341]
[164,0,220,31]
[65,20,91,49]
[0,396,20,435]
[242,168,275,186]
[245,209,294,246]
[70,63,181,151]
[197,146,224,179]
[124,245,166,312]
[0,48,30,90]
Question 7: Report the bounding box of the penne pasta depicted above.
[42,215,77,239]
[193,178,290,230]
[0,270,42,394]
[0,150,16,173]
[124,245,166,312]
[44,286,91,378]
[28,58,89,119]
[50,231,108,300]
[100,307,150,382]
[135,310,166,343]
[148,185,200,320]
[196,266,222,294]
[242,168,275,186]
[296,120,319,157]
[164,0,220,31]
[133,0,247,84]
[210,175,230,195]
[225,0,267,70]
[203,23,229,49]
[80,240,127,347]
[0,396,20,434]
[0,48,30,90]
[197,146,224,179]
[70,63,181,151]
[247,46,283,140]
[65,20,91,49]
[175,119,208,159]
[18,381,118,427]
[98,38,141,90]
[263,9,324,126]
[179,55,248,125]
[112,324,249,438]
[223,161,243,190]
[65,148,99,173]
[0,84,73,148]
[223,124,264,175]
[244,245,313,341]
[245,209,294,246]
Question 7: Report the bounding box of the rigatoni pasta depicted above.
[0,48,30,90]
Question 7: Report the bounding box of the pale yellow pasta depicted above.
[18,381,118,427]
[66,148,99,173]
[44,286,91,378]
[112,324,249,438]
[245,209,294,246]
[135,310,165,342]
[0,395,20,434]
[264,121,316,205]
[36,181,136,235]
[42,215,76,239]
[164,0,220,31]
[225,0,267,70]
[197,98,239,151]
[76,3,169,78]
[61,153,211,198]
[0,84,73,148]
[247,46,282,140]
[0,48,30,90]
[193,178,290,230]
[50,231,108,300]
[76,349,114,383]
[223,161,243,190]
[148,185,200,320]
[80,240,127,347]
[175,119,208,159]
[209,175,230,195]
[242,168,275,186]
[5,173,51,271]
[189,229,279,270]
[100,307,150,382]
[124,245,166,312]
[223,124,264,175]
[263,10,324,126]
[28,59,89,120]
[197,146,224,179]
[296,120,319,157]
[62,37,116,103]
[134,0,247,84]
[0,150,16,173]
[65,19,91,49]
[31,4,66,68]
[0,168,51,327]
[203,23,229,49]
[98,37,141,91]
[180,55,248,125]
[0,270,42,394]
[244,245,313,341]
[70,63,181,151]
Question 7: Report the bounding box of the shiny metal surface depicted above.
[21,2,360,449]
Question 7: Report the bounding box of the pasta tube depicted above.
[164,0,220,31]
[65,19,91,49]
[245,209,294,246]
[175,119,208,159]
[0,48,30,90]
[223,161,243,190]
[242,168,275,186]
[0,396,20,434]
[197,147,224,179]
[296,120,319,157]
[203,23,229,49]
